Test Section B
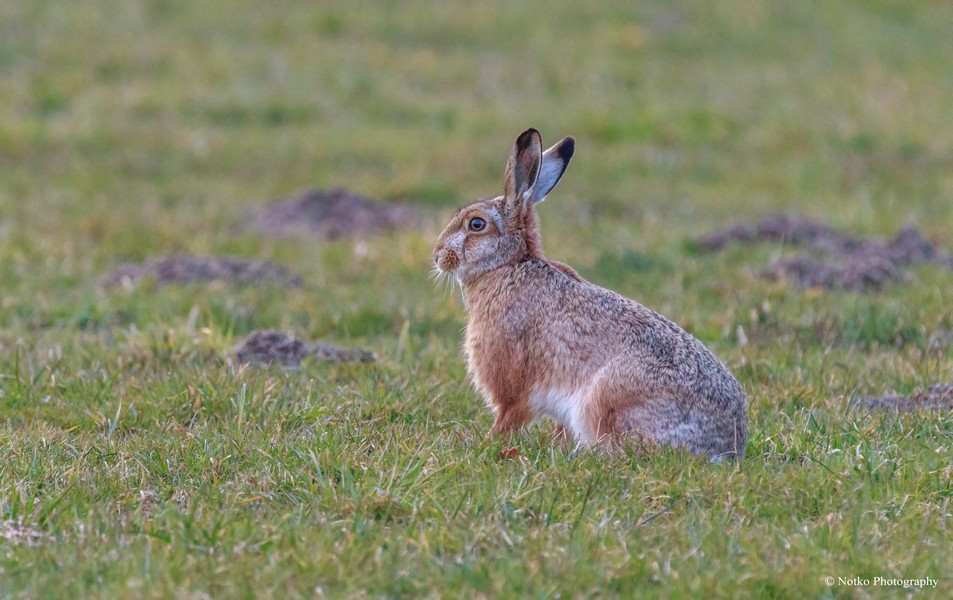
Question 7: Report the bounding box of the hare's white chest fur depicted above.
[528,386,591,442]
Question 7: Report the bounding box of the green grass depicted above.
[2,0,953,597]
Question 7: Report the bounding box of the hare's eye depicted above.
[468,217,487,232]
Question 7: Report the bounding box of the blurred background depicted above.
[1,0,952,351]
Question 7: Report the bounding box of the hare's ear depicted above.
[503,128,542,207]
[528,136,574,205]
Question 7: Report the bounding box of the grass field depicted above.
[3,0,953,597]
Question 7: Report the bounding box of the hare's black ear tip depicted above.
[516,128,541,149]
[559,137,575,162]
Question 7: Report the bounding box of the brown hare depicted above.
[433,128,747,460]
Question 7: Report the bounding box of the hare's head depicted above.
[433,128,574,284]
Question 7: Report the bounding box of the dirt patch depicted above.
[855,384,953,413]
[0,518,53,545]
[696,214,836,252]
[252,188,419,240]
[697,215,953,291]
[764,254,907,292]
[232,329,375,366]
[101,255,303,288]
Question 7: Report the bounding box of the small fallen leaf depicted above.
[498,448,519,460]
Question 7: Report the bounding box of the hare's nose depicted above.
[433,248,458,272]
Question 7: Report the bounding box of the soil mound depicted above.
[102,255,303,288]
[697,215,952,291]
[765,254,907,292]
[253,188,418,239]
[855,384,953,413]
[232,329,375,366]
[696,214,835,252]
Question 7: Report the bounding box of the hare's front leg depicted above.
[475,352,531,435]
[490,402,531,435]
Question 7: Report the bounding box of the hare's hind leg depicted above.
[581,381,643,452]
[582,366,670,452]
